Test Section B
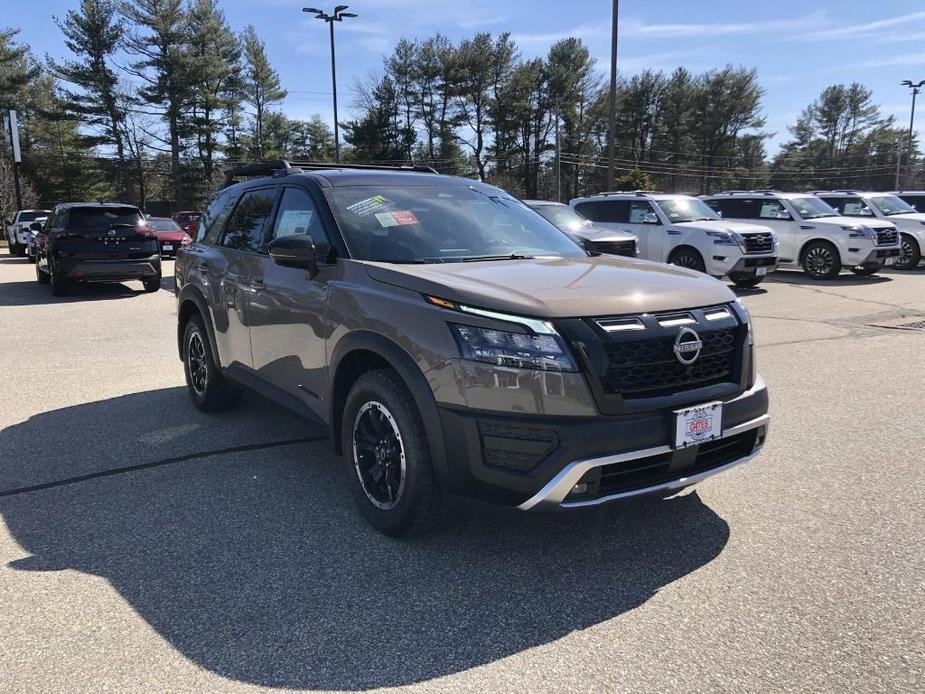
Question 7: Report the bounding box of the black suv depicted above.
[34,203,161,296]
[176,162,769,536]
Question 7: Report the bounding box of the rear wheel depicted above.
[895,234,921,270]
[801,240,841,280]
[341,370,441,537]
[668,247,706,273]
[142,275,161,293]
[49,261,69,296]
[183,314,241,412]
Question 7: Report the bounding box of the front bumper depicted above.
[724,255,778,279]
[56,255,161,282]
[436,376,769,508]
[855,246,901,269]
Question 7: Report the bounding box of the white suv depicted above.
[815,191,925,270]
[703,191,901,280]
[5,209,51,257]
[570,192,778,288]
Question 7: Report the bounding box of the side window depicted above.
[574,200,628,223]
[840,197,866,215]
[628,201,655,224]
[757,200,785,220]
[269,187,329,249]
[221,187,278,253]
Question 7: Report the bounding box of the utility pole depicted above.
[606,0,619,190]
[899,80,924,189]
[5,110,23,209]
[304,6,358,163]
[555,108,561,202]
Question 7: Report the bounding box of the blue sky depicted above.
[6,0,925,153]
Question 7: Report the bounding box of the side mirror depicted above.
[775,210,792,220]
[29,222,43,232]
[268,235,320,276]
[643,211,659,225]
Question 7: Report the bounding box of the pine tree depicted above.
[241,25,287,159]
[52,0,129,199]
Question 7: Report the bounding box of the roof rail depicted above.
[223,160,439,187]
[594,189,664,196]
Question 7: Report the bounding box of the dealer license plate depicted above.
[163,243,173,251]
[756,266,767,276]
[883,257,896,266]
[674,402,723,448]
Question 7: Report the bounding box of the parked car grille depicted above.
[588,239,637,257]
[876,227,898,246]
[602,328,739,398]
[584,429,758,498]
[743,232,774,254]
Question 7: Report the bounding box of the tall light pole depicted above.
[898,79,924,189]
[303,5,357,163]
[606,0,619,190]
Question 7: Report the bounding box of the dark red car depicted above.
[172,210,202,238]
[147,217,192,257]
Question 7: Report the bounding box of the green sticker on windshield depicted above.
[347,195,392,217]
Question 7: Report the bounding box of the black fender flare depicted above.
[328,331,448,486]
[176,284,222,366]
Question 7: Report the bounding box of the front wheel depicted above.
[895,234,921,270]
[801,241,842,280]
[341,370,441,537]
[35,257,49,284]
[668,247,706,273]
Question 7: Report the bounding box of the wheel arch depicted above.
[328,331,448,486]
[797,237,840,263]
[668,244,706,268]
[176,284,221,366]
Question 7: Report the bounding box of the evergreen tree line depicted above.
[1,7,922,219]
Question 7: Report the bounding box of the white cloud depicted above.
[622,11,828,39]
[801,11,925,40]
[849,53,925,69]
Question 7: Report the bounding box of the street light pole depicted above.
[606,0,619,190]
[899,79,924,189]
[303,6,358,163]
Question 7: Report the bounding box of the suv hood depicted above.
[364,256,734,319]
[883,212,925,227]
[811,215,894,229]
[677,219,773,235]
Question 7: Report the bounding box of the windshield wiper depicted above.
[462,253,535,262]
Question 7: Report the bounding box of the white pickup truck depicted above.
[5,209,51,257]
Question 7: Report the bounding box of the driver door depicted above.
[622,200,665,260]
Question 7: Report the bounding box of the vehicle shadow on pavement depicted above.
[764,270,892,287]
[0,280,147,306]
[0,388,730,690]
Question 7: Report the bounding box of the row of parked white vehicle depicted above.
[526,190,925,284]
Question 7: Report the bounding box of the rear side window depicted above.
[899,194,925,212]
[574,200,629,223]
[222,187,278,252]
[707,198,762,219]
[66,207,141,228]
[758,200,785,219]
[819,197,868,215]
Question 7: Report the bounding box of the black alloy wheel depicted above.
[352,401,407,510]
[895,234,921,270]
[668,247,706,273]
[801,241,841,280]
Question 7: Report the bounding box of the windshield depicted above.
[655,198,720,223]
[866,195,917,216]
[328,185,586,263]
[790,196,838,219]
[18,211,49,222]
[532,204,591,232]
[149,218,182,231]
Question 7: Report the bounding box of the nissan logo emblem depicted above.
[673,327,703,365]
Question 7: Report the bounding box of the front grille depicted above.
[589,239,637,257]
[743,232,774,254]
[602,328,738,398]
[876,227,898,246]
[586,429,758,497]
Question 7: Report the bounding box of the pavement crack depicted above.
[772,279,921,314]
[0,435,327,499]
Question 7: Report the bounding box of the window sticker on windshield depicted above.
[375,210,419,228]
[347,195,392,217]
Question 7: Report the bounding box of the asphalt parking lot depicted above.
[1,255,923,693]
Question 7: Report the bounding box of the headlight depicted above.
[449,323,578,372]
[706,230,746,249]
[734,298,753,346]
[844,225,876,240]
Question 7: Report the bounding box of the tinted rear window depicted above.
[17,211,49,222]
[67,207,142,228]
